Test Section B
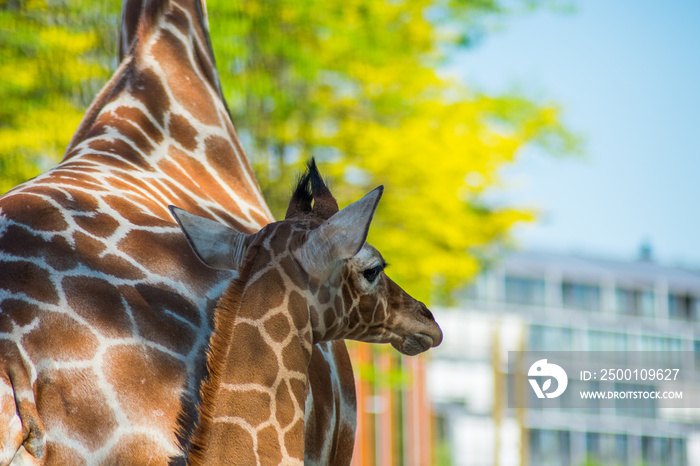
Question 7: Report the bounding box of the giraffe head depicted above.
[170,162,442,356]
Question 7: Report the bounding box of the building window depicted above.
[668,293,697,321]
[586,433,628,465]
[562,281,601,311]
[530,430,570,466]
[641,335,683,351]
[530,325,573,351]
[587,329,627,351]
[586,432,599,461]
[642,436,685,466]
[640,336,683,365]
[615,383,656,418]
[504,275,545,306]
[615,287,655,317]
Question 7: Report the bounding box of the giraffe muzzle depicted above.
[392,320,443,356]
[385,298,443,356]
[392,332,436,356]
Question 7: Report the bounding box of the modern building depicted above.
[429,250,700,466]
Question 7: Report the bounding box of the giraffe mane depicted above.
[286,171,313,218]
[186,261,255,464]
[285,159,339,221]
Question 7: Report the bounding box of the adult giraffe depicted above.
[0,0,355,464]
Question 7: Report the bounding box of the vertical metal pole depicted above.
[377,350,394,465]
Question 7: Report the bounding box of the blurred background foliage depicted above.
[0,0,578,302]
[0,0,119,191]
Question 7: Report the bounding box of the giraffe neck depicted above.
[57,0,272,227]
[189,266,313,465]
[67,0,226,158]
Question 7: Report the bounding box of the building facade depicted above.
[430,250,700,466]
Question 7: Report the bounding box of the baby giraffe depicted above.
[170,162,442,465]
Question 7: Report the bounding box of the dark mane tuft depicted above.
[286,167,313,218]
[285,159,339,220]
[306,159,325,193]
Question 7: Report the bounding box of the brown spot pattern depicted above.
[0,2,364,463]
[45,442,88,465]
[318,284,331,305]
[113,106,164,145]
[153,30,217,125]
[263,313,291,343]
[169,113,198,150]
[257,426,283,465]
[87,137,149,170]
[37,368,117,451]
[74,213,120,238]
[0,261,59,305]
[130,67,170,126]
[223,323,278,387]
[103,195,169,228]
[283,419,306,460]
[117,230,182,276]
[217,389,271,428]
[2,193,68,232]
[108,434,172,464]
[287,291,308,332]
[208,423,256,465]
[62,276,132,338]
[0,299,39,328]
[275,382,295,428]
[22,313,98,361]
[103,345,185,432]
[305,349,333,462]
[73,231,107,257]
[124,285,196,354]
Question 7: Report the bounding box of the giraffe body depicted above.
[172,162,443,464]
[0,0,354,463]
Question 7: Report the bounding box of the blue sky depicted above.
[449,0,700,266]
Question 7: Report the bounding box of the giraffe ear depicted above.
[293,186,383,279]
[169,206,250,271]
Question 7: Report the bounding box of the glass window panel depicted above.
[531,430,570,466]
[615,288,635,315]
[588,330,627,351]
[639,290,655,317]
[562,281,601,311]
[586,432,600,459]
[529,325,573,351]
[615,287,655,317]
[504,275,545,306]
[668,293,697,321]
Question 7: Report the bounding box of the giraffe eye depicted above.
[362,266,382,283]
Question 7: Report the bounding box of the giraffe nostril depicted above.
[419,304,434,320]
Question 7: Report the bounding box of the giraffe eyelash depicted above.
[362,264,385,283]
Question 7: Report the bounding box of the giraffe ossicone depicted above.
[170,162,442,464]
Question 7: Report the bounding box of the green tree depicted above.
[0,0,578,302]
[0,0,118,193]
[209,0,578,301]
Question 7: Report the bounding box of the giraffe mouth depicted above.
[391,332,439,356]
